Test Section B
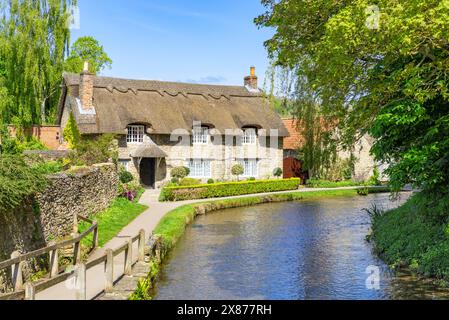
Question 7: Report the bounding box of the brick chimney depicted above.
[244,66,258,91]
[79,61,94,111]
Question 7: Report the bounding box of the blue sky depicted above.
[71,0,273,86]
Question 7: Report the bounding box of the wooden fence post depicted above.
[24,282,35,300]
[92,224,99,250]
[138,229,145,262]
[124,239,133,276]
[105,249,114,293]
[73,239,81,266]
[10,251,23,291]
[49,242,59,278]
[75,263,87,300]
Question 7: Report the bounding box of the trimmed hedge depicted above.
[159,178,301,202]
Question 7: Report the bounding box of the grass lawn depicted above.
[79,196,148,248]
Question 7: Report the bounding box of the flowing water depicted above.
[154,193,449,300]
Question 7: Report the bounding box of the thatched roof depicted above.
[130,144,168,158]
[59,73,289,137]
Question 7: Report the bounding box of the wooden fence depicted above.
[0,215,146,300]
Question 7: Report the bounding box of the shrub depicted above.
[231,164,244,180]
[306,179,360,188]
[207,179,215,184]
[159,178,301,202]
[63,112,81,149]
[273,167,283,178]
[119,169,134,184]
[0,154,49,210]
[171,167,189,179]
[368,167,382,186]
[179,178,201,186]
[67,134,117,166]
[248,177,256,181]
[32,160,64,175]
[371,192,449,280]
[119,181,142,202]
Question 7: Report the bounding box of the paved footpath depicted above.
[37,186,366,300]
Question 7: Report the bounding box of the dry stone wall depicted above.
[0,163,118,292]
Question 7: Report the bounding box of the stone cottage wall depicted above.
[118,133,285,188]
[0,163,118,292]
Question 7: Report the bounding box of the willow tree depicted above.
[0,0,76,126]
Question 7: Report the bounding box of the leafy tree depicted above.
[0,0,76,125]
[64,36,112,74]
[273,167,283,179]
[257,0,449,196]
[231,164,244,181]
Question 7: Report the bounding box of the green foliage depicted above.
[178,178,201,186]
[0,0,75,125]
[170,167,189,179]
[207,179,215,184]
[64,36,112,74]
[0,124,47,154]
[31,160,64,175]
[368,167,382,186]
[0,154,48,211]
[119,169,134,184]
[231,164,244,179]
[273,167,283,178]
[78,197,147,247]
[159,178,301,202]
[306,179,361,188]
[371,192,449,280]
[67,134,117,166]
[257,0,449,195]
[63,112,81,149]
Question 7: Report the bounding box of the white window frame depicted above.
[127,125,145,144]
[242,128,257,145]
[118,159,130,172]
[238,159,259,178]
[192,126,210,145]
[187,159,212,178]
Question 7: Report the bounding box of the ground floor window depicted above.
[118,159,130,171]
[238,159,258,177]
[187,159,211,178]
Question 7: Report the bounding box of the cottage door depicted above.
[140,158,156,188]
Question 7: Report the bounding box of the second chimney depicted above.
[244,66,258,91]
[79,61,94,111]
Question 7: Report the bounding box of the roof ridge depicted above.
[63,72,259,92]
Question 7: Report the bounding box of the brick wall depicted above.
[7,125,62,150]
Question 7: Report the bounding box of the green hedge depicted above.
[159,178,301,202]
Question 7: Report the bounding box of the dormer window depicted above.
[242,128,257,145]
[127,125,145,144]
[192,126,210,145]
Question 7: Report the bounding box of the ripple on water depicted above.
[154,193,449,300]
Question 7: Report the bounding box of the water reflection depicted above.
[154,193,449,300]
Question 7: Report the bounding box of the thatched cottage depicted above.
[58,66,288,188]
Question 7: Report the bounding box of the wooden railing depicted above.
[0,215,99,300]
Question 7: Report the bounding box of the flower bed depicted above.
[159,178,301,202]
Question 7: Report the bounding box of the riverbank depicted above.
[370,192,449,286]
[130,187,391,300]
